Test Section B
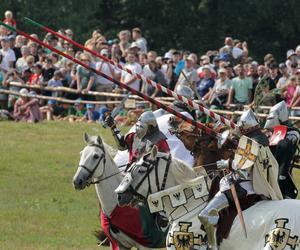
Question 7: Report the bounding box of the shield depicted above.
[233,136,259,170]
[269,125,288,146]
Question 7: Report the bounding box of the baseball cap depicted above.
[75,98,82,106]
[20,88,29,96]
[86,103,94,109]
[100,49,109,56]
[0,36,9,42]
[48,100,57,105]
[163,52,172,60]
[129,42,140,50]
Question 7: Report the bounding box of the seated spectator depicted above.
[207,68,231,108]
[28,63,44,85]
[281,76,297,106]
[0,37,16,72]
[13,88,42,122]
[196,65,214,99]
[15,45,30,74]
[0,56,7,109]
[84,103,100,122]
[68,98,87,122]
[226,64,253,106]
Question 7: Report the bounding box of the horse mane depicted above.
[156,151,197,184]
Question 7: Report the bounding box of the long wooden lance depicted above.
[24,17,238,131]
[1,22,223,139]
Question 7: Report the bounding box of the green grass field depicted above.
[0,121,299,250]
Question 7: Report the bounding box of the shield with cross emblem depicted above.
[233,136,259,170]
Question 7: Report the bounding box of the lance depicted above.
[1,22,224,139]
[24,17,238,131]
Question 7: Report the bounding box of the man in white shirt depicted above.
[121,52,142,91]
[132,27,147,54]
[0,37,16,72]
[94,49,115,100]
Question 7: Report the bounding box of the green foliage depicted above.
[1,0,300,61]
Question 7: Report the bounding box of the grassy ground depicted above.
[0,121,299,250]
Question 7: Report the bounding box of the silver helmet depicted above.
[264,101,289,129]
[136,111,157,139]
[176,84,194,99]
[237,109,260,134]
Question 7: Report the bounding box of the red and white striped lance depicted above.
[24,17,238,130]
[2,22,221,138]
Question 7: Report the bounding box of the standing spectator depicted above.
[257,65,267,81]
[141,60,167,97]
[15,45,30,74]
[175,54,198,92]
[226,64,253,106]
[9,36,22,61]
[277,63,290,89]
[65,29,74,39]
[132,27,147,53]
[118,30,131,57]
[138,53,148,68]
[94,49,115,100]
[281,76,297,106]
[195,65,214,99]
[121,52,142,91]
[76,53,95,94]
[248,62,259,99]
[0,37,16,72]
[28,63,44,85]
[208,68,231,108]
[3,10,16,28]
[286,50,298,74]
[42,57,56,81]
[266,63,280,90]
[48,70,63,97]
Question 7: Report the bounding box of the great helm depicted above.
[264,101,289,129]
[176,85,194,99]
[135,111,158,139]
[237,109,260,134]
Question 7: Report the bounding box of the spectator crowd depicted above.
[0,10,300,124]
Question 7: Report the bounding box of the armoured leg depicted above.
[198,191,229,249]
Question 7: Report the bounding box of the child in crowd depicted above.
[3,10,16,28]
[84,103,100,123]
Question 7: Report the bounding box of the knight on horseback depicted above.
[198,109,283,250]
[105,110,170,165]
[264,101,300,198]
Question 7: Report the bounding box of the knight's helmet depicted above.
[176,84,194,99]
[237,109,260,134]
[264,101,289,129]
[135,111,158,139]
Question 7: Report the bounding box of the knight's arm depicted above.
[111,127,128,151]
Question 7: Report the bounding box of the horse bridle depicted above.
[127,154,171,202]
[79,143,116,185]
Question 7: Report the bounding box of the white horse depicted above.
[116,145,300,250]
[72,133,167,250]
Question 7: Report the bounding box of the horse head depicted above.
[73,133,107,190]
[115,145,196,207]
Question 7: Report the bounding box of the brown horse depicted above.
[169,116,236,174]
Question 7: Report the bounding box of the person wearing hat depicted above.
[67,98,87,122]
[286,49,298,73]
[13,88,42,122]
[195,65,214,100]
[131,27,147,53]
[84,103,100,122]
[174,54,199,94]
[94,48,115,101]
[207,68,232,108]
[28,62,44,85]
[0,36,16,72]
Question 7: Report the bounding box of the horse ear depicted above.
[84,132,91,144]
[96,135,102,145]
[149,145,158,160]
